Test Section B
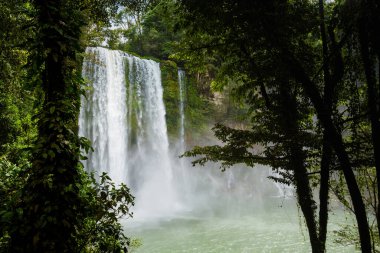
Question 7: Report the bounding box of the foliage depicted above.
[0,159,26,253]
[0,0,36,164]
[0,160,135,253]
[75,172,135,253]
[82,0,161,53]
[125,0,181,59]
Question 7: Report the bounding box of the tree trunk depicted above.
[279,82,322,253]
[10,0,84,252]
[319,135,331,252]
[357,6,380,239]
[287,54,372,252]
[318,2,332,251]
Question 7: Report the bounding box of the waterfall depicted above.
[79,47,176,218]
[79,47,128,185]
[178,69,186,153]
[79,47,288,221]
[175,69,192,204]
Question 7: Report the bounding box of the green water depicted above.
[125,200,359,253]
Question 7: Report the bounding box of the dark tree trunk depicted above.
[10,0,84,252]
[357,2,380,239]
[318,2,332,251]
[287,55,372,252]
[319,135,331,252]
[278,82,322,253]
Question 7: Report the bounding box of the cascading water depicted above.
[177,69,186,154]
[79,47,290,215]
[125,52,177,218]
[80,47,176,218]
[173,69,192,201]
[79,47,128,185]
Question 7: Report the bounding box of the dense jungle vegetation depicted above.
[0,0,379,252]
